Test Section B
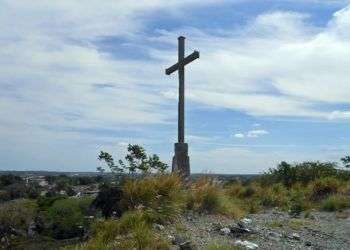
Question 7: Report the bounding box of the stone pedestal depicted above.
[172,142,190,177]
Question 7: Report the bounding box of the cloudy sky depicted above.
[1,0,350,174]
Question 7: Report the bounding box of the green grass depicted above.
[66,210,171,250]
[187,177,245,218]
[322,194,350,211]
[288,218,309,230]
[122,174,185,223]
[205,242,242,250]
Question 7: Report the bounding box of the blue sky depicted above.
[1,0,350,173]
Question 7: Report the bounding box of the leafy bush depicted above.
[0,199,38,231]
[260,161,340,187]
[37,194,67,210]
[46,197,92,239]
[90,185,124,218]
[0,174,23,188]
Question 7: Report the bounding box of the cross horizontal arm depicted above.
[165,50,200,75]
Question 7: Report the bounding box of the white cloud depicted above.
[2,1,350,172]
[0,0,222,171]
[0,0,222,134]
[3,2,350,137]
[234,133,245,138]
[156,7,350,120]
[247,129,269,138]
[328,110,350,119]
[233,129,269,139]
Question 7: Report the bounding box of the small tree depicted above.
[98,151,124,174]
[341,156,350,168]
[97,144,168,175]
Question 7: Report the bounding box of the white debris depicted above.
[235,240,259,249]
[241,218,252,224]
[220,227,231,235]
[74,192,82,198]
[292,233,301,240]
[168,235,175,242]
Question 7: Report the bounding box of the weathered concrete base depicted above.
[172,142,190,177]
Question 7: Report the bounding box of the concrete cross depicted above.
[165,36,199,177]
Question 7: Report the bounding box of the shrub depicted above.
[309,177,340,201]
[289,184,312,216]
[187,177,221,213]
[339,181,350,196]
[260,161,340,187]
[4,183,27,200]
[122,174,185,222]
[321,195,350,211]
[69,211,171,250]
[37,194,67,211]
[90,185,124,218]
[0,174,23,188]
[47,197,92,239]
[259,183,289,209]
[187,177,245,218]
[225,181,244,198]
[0,199,37,231]
[239,185,257,198]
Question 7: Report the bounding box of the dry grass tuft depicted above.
[121,174,185,222]
[187,177,245,218]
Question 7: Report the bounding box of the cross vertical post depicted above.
[165,36,199,177]
[178,36,185,143]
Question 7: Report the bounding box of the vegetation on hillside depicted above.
[0,148,349,249]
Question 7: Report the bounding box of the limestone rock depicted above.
[235,240,259,249]
[220,227,231,235]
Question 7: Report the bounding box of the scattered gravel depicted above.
[157,209,350,249]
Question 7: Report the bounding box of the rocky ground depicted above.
[156,209,350,250]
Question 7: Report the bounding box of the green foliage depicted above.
[98,151,123,174]
[289,184,311,216]
[187,177,245,218]
[46,197,92,239]
[3,183,27,200]
[259,183,289,209]
[321,194,350,211]
[0,180,41,202]
[37,194,67,210]
[69,211,171,250]
[260,161,341,187]
[288,218,309,230]
[97,144,169,175]
[206,242,241,250]
[91,184,124,218]
[341,156,350,168]
[0,174,23,188]
[187,177,221,213]
[309,177,340,201]
[0,199,38,231]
